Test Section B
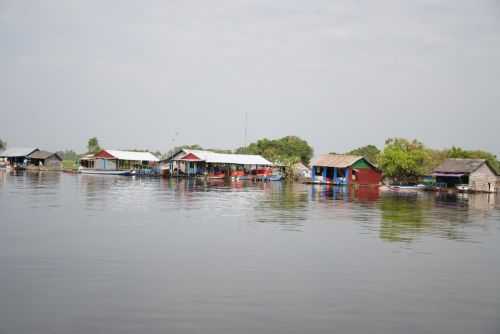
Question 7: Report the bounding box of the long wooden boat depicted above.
[207,172,225,179]
[78,167,134,176]
[388,185,425,192]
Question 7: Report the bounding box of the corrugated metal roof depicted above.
[0,147,39,158]
[177,149,272,165]
[104,150,160,162]
[313,154,364,168]
[29,150,62,160]
[433,159,486,174]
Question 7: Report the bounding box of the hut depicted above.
[311,154,382,186]
[163,149,272,177]
[432,159,498,193]
[293,162,311,178]
[0,147,39,167]
[28,151,63,170]
[79,149,160,175]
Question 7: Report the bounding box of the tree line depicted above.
[346,138,500,182]
[2,135,499,181]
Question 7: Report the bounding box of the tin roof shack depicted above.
[163,149,272,177]
[432,159,498,193]
[86,150,160,174]
[311,154,382,186]
[0,147,39,166]
[28,151,63,171]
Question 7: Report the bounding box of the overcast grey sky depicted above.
[1,0,499,155]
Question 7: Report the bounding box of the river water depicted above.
[0,171,499,334]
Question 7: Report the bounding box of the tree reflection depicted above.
[378,192,496,242]
[379,194,430,242]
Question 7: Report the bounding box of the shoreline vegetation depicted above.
[2,136,500,182]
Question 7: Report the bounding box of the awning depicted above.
[432,173,465,177]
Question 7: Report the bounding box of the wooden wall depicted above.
[470,163,497,193]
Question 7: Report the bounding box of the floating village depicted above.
[0,145,498,194]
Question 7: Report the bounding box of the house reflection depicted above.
[310,184,380,203]
[378,192,497,243]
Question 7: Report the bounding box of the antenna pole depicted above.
[244,112,248,147]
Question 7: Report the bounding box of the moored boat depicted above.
[388,184,425,192]
[207,171,225,179]
[456,184,471,193]
[78,167,134,176]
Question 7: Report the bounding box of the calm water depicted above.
[0,171,499,334]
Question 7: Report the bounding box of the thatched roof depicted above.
[29,150,62,161]
[433,159,489,174]
[313,154,374,168]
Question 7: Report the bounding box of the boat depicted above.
[388,184,425,192]
[231,170,250,181]
[207,171,225,179]
[456,184,471,193]
[78,167,134,176]
[252,167,272,181]
[233,175,251,181]
[268,171,283,181]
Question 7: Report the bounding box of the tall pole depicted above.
[244,112,248,148]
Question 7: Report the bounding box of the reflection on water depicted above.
[1,171,499,334]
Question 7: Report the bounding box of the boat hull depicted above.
[79,168,134,176]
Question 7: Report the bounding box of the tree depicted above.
[447,146,500,174]
[236,136,314,165]
[346,145,380,164]
[87,137,101,154]
[59,150,79,161]
[378,138,431,182]
[0,138,6,151]
[165,144,203,159]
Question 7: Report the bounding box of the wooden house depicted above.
[311,154,382,186]
[28,151,63,170]
[432,159,498,193]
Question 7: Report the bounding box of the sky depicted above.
[1,0,499,156]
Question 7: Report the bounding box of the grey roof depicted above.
[29,150,62,161]
[433,159,487,174]
[0,147,39,158]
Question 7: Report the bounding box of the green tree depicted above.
[447,146,500,173]
[0,138,6,151]
[236,136,313,165]
[57,150,79,161]
[346,145,380,164]
[378,138,431,182]
[87,137,101,154]
[166,144,203,159]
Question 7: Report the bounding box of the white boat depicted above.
[78,167,135,176]
[388,184,425,192]
[456,184,471,193]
